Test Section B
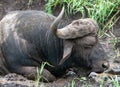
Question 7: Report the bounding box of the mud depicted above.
[0,0,120,87]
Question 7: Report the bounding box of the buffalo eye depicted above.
[84,45,94,49]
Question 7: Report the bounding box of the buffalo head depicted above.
[50,7,109,73]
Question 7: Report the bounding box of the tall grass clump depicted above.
[45,0,120,37]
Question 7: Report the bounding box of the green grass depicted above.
[63,75,120,87]
[111,75,120,87]
[35,62,52,87]
[99,75,120,87]
[45,0,120,37]
[27,0,33,8]
[64,77,88,87]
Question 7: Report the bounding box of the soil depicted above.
[0,0,120,87]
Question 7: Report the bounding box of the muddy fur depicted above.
[0,10,109,81]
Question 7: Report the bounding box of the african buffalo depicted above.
[0,7,109,81]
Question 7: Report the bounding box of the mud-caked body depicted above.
[0,8,109,81]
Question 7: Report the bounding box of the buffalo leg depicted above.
[16,66,56,82]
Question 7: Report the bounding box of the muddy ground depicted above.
[0,0,120,87]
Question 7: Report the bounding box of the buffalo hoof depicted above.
[41,69,56,82]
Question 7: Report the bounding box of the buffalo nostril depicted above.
[102,62,109,69]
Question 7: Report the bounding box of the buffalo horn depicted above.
[83,6,89,18]
[50,7,65,36]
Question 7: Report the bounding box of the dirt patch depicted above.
[0,0,120,87]
[0,0,46,20]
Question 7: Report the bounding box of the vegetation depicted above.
[111,75,120,87]
[100,75,120,87]
[45,0,120,37]
[35,62,52,87]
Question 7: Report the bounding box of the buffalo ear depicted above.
[59,41,73,65]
